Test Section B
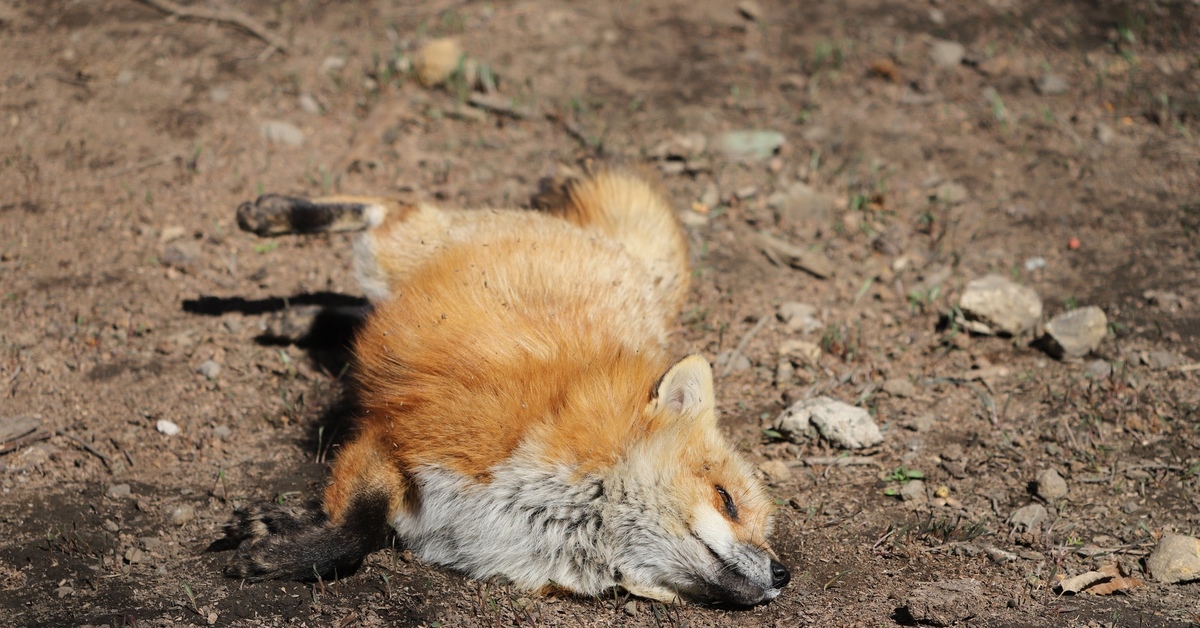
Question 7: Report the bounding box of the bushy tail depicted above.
[236,194,398,237]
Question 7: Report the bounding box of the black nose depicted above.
[770,560,790,588]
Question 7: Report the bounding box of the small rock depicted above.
[758,460,792,484]
[320,55,346,74]
[208,86,230,103]
[907,413,937,433]
[882,378,916,398]
[700,185,720,209]
[770,182,835,234]
[260,120,305,147]
[55,586,73,598]
[1034,73,1068,95]
[1009,503,1048,532]
[928,8,945,25]
[140,537,163,551]
[1146,534,1200,584]
[776,396,883,449]
[298,93,321,115]
[161,241,201,270]
[1034,468,1068,501]
[1094,122,1115,145]
[736,0,761,20]
[159,225,187,243]
[775,360,795,388]
[1142,350,1184,370]
[714,350,751,374]
[413,38,463,87]
[114,69,134,86]
[712,130,785,162]
[212,425,232,440]
[903,579,984,627]
[169,504,195,526]
[155,419,180,436]
[623,600,638,617]
[929,40,966,68]
[107,483,132,499]
[1023,256,1046,271]
[777,302,821,334]
[124,547,146,565]
[900,479,927,503]
[1041,306,1107,359]
[985,546,1018,564]
[1144,289,1184,309]
[103,519,120,533]
[196,360,221,379]
[933,181,969,205]
[1084,359,1112,379]
[958,275,1043,336]
[779,339,821,367]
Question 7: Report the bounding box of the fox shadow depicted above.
[182,291,369,456]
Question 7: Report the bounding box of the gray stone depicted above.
[900,479,927,503]
[212,425,232,440]
[161,241,201,270]
[903,579,985,627]
[208,86,230,103]
[958,275,1043,336]
[1042,306,1107,359]
[777,396,883,449]
[1085,359,1112,379]
[1094,122,1115,145]
[1034,73,1068,95]
[1146,534,1200,584]
[712,130,785,162]
[107,483,132,499]
[260,120,305,147]
[169,504,195,526]
[1143,350,1184,370]
[320,56,346,74]
[883,378,916,398]
[775,360,795,388]
[298,93,321,115]
[715,350,751,374]
[929,40,966,68]
[1009,503,1048,532]
[770,182,835,233]
[737,0,762,21]
[1035,468,1068,501]
[114,69,134,86]
[934,181,969,205]
[197,360,221,379]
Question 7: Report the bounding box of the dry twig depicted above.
[133,0,289,53]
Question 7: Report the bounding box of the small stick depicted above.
[56,430,111,469]
[720,315,770,377]
[99,154,175,180]
[133,0,289,53]
[788,456,879,468]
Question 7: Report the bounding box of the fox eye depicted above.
[714,485,739,521]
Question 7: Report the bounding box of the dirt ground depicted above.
[2,0,1200,626]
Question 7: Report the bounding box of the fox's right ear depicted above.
[650,355,715,419]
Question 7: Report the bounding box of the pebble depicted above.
[197,360,221,379]
[1034,73,1068,95]
[208,86,230,103]
[114,69,134,86]
[900,479,927,503]
[1023,256,1046,271]
[1035,468,1068,501]
[1085,359,1112,379]
[903,579,985,627]
[260,120,305,147]
[907,413,937,433]
[776,396,883,449]
[56,586,73,598]
[758,460,792,484]
[159,225,187,243]
[169,504,195,526]
[934,181,969,205]
[929,40,966,68]
[775,360,795,388]
[298,93,321,115]
[107,483,132,499]
[1009,503,1048,532]
[736,0,762,20]
[712,130,785,162]
[1041,306,1107,359]
[882,378,916,398]
[1094,122,1115,145]
[623,600,638,617]
[161,241,201,270]
[958,275,1043,336]
[1146,534,1200,584]
[769,182,835,234]
[320,56,346,74]
[1143,350,1184,370]
[212,425,232,440]
[155,419,180,436]
[777,302,821,335]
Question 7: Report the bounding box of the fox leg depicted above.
[222,437,408,581]
[531,169,690,316]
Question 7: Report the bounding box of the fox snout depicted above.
[701,547,790,607]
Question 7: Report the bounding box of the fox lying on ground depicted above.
[221,169,790,605]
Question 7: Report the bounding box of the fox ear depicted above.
[652,355,715,417]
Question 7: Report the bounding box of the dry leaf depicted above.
[1056,563,1144,595]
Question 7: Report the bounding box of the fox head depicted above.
[604,355,789,606]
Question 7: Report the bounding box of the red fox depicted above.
[222,169,790,605]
